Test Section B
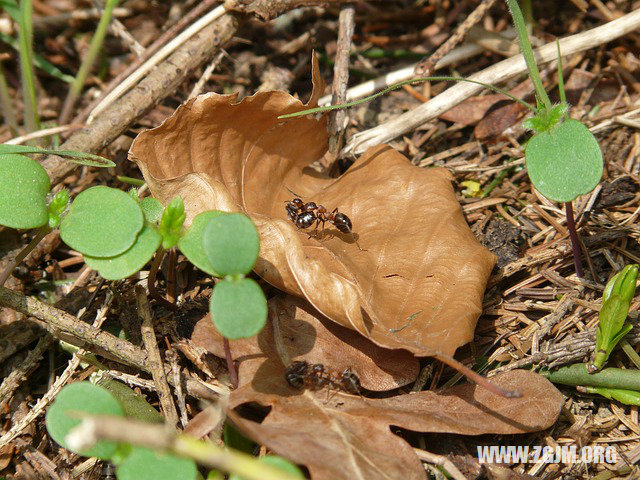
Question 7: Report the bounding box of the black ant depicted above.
[285,360,361,395]
[284,198,362,250]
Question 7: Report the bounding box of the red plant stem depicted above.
[223,337,238,389]
[148,248,177,311]
[565,201,584,278]
[434,353,521,398]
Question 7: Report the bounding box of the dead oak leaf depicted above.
[129,58,496,357]
[228,357,563,480]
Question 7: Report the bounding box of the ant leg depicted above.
[307,217,322,239]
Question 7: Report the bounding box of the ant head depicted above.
[332,212,352,233]
[292,198,304,207]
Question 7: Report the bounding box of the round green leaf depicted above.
[203,213,259,276]
[525,119,603,202]
[209,278,267,339]
[0,154,50,229]
[229,455,304,480]
[140,197,163,225]
[45,382,124,459]
[116,447,197,480]
[177,210,225,276]
[84,223,161,280]
[60,186,144,257]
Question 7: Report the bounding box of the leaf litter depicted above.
[129,57,497,358]
[192,295,563,480]
[129,56,564,477]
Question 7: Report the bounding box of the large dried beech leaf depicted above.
[228,349,563,480]
[129,61,496,356]
[191,295,420,391]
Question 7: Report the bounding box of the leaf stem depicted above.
[223,337,238,389]
[565,201,584,278]
[434,353,521,398]
[0,225,49,287]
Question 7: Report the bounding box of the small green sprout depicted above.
[158,196,186,249]
[47,189,69,229]
[589,264,638,373]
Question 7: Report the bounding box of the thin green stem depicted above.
[17,0,40,134]
[278,76,538,119]
[0,63,18,136]
[556,40,567,108]
[505,0,552,111]
[0,225,49,287]
[59,0,120,123]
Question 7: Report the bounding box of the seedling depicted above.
[588,264,638,373]
[0,147,114,287]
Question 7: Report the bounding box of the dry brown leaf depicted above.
[129,58,496,357]
[227,349,563,480]
[191,295,420,391]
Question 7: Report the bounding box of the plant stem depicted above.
[543,363,640,390]
[223,337,238,389]
[17,0,40,135]
[565,201,584,278]
[434,353,521,398]
[0,226,49,287]
[59,0,120,123]
[148,247,177,311]
[505,0,552,111]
